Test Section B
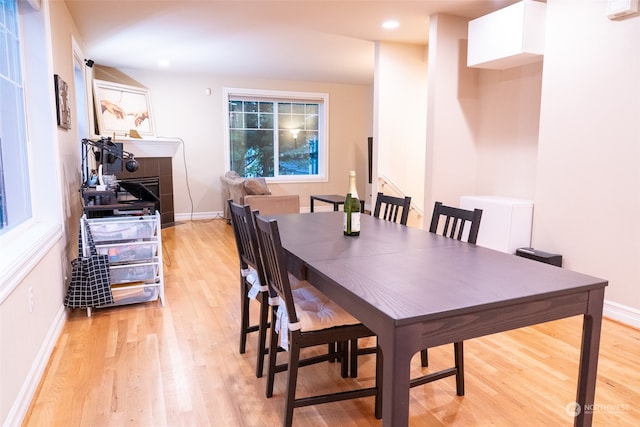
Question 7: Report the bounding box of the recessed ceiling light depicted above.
[382,20,400,29]
[158,59,170,67]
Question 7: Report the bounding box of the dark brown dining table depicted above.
[271,211,607,427]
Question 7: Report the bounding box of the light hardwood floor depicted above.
[23,219,640,426]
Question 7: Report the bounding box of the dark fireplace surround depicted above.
[115,157,174,226]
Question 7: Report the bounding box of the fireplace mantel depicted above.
[114,137,181,158]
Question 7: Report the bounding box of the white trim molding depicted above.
[3,305,67,427]
[604,300,640,329]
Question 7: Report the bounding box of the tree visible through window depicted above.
[225,89,327,181]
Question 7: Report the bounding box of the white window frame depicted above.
[223,87,329,183]
[0,0,63,302]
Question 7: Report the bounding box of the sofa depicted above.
[220,171,300,220]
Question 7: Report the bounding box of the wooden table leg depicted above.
[379,325,417,426]
[574,287,605,426]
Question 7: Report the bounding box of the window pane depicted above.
[229,112,243,128]
[306,103,318,115]
[245,112,258,128]
[230,129,274,177]
[277,103,291,114]
[0,0,31,232]
[258,102,273,113]
[244,101,258,112]
[278,113,291,130]
[229,100,243,112]
[259,113,273,129]
[290,114,304,129]
[305,114,318,130]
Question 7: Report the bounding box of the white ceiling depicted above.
[65,0,517,85]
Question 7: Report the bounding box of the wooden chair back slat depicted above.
[373,192,412,226]
[429,201,482,244]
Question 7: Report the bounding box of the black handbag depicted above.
[64,219,114,308]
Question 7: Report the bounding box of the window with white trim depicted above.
[0,0,31,233]
[1,0,64,300]
[224,88,328,181]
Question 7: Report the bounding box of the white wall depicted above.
[115,69,373,217]
[423,14,479,225]
[373,42,428,213]
[535,0,640,319]
[475,62,542,198]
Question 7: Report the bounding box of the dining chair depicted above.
[228,200,272,378]
[253,212,382,427]
[429,200,482,244]
[412,200,483,395]
[372,192,412,225]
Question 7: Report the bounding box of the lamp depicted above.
[290,128,300,148]
[82,137,139,188]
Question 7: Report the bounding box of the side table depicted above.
[310,194,365,213]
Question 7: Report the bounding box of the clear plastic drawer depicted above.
[109,261,159,284]
[87,217,156,243]
[110,285,159,305]
[96,242,158,263]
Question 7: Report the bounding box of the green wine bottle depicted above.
[343,171,361,236]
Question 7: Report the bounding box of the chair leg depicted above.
[454,341,464,396]
[255,292,270,378]
[239,279,250,354]
[284,340,301,427]
[328,342,336,362]
[374,346,383,419]
[350,339,358,378]
[339,341,349,378]
[266,308,279,398]
[420,348,429,367]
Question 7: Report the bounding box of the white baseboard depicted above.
[4,305,67,427]
[604,300,640,329]
[174,211,225,221]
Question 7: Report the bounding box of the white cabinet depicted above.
[81,212,164,315]
[460,196,533,254]
[467,0,546,70]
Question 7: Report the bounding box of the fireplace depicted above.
[115,157,174,226]
[111,137,180,226]
[118,176,160,214]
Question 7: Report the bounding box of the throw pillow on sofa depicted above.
[244,178,271,195]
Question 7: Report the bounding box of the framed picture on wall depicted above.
[54,74,71,130]
[93,79,155,137]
